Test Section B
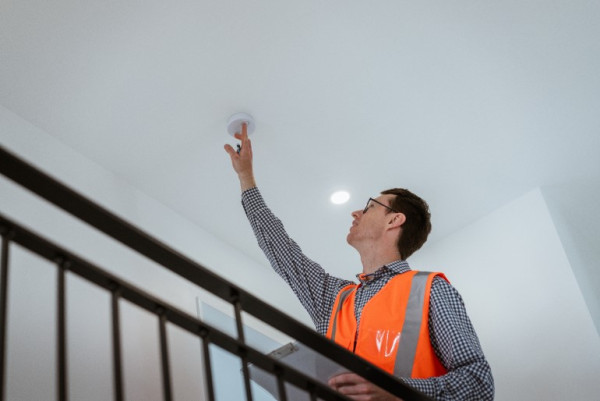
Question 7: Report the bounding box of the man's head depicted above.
[346,188,431,261]
[381,188,432,260]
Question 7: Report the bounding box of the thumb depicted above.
[224,144,237,157]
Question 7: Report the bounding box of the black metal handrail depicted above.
[0,145,432,401]
[0,213,350,401]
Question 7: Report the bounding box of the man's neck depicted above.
[359,246,402,275]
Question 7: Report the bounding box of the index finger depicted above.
[240,122,252,151]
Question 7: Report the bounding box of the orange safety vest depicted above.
[326,270,448,379]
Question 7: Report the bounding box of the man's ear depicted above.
[388,213,406,229]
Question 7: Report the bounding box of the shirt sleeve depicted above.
[401,277,495,400]
[241,187,352,332]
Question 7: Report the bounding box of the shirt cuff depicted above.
[241,186,267,216]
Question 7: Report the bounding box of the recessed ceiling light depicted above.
[330,191,350,205]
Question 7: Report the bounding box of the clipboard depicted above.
[248,342,348,401]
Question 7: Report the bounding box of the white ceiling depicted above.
[1,0,599,278]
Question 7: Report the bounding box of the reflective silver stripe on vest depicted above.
[394,271,431,377]
[330,287,355,342]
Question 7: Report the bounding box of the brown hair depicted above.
[381,188,432,260]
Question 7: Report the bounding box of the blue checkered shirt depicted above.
[242,187,494,400]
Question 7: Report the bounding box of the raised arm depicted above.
[223,124,352,330]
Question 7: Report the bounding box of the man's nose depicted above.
[351,209,362,219]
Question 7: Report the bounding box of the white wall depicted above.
[541,181,600,336]
[0,105,311,400]
[411,188,600,400]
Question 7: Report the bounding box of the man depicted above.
[225,125,494,400]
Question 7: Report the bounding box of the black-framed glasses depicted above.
[363,197,399,214]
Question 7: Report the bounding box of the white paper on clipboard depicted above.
[248,342,348,401]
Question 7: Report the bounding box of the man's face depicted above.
[347,194,397,248]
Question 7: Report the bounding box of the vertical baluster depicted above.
[56,258,68,401]
[232,294,253,401]
[157,309,172,401]
[111,285,124,401]
[0,231,11,401]
[275,368,288,401]
[200,330,215,401]
[307,383,318,401]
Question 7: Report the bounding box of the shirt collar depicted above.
[356,260,411,285]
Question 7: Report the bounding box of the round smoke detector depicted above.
[227,112,256,136]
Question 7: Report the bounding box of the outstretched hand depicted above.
[224,122,256,191]
[328,372,403,401]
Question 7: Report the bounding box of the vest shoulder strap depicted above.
[394,271,441,377]
[329,284,356,342]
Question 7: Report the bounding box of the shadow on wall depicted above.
[542,179,600,336]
